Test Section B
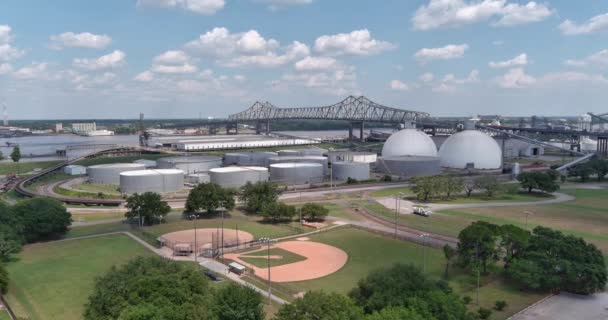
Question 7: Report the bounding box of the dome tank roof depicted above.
[438,130,502,169]
[381,129,438,158]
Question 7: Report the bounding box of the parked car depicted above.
[413,206,432,217]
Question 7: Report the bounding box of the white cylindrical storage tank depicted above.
[133,159,157,168]
[87,163,146,185]
[120,169,184,194]
[270,163,324,185]
[438,130,502,169]
[209,167,269,189]
[376,156,441,178]
[332,162,370,181]
[381,129,438,158]
[327,151,377,164]
[157,156,222,174]
[277,150,302,157]
[186,173,210,185]
[299,148,327,156]
[224,152,278,166]
[266,156,329,174]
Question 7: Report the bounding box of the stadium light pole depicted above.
[189,214,198,263]
[261,237,273,305]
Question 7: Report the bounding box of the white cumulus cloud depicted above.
[151,63,198,74]
[0,25,13,44]
[50,32,112,49]
[390,80,409,91]
[412,0,552,30]
[314,29,395,56]
[255,0,313,10]
[559,12,608,35]
[134,71,155,82]
[489,53,528,68]
[564,49,608,68]
[414,44,468,63]
[419,72,435,83]
[497,68,536,88]
[13,62,50,80]
[136,0,225,15]
[73,50,126,71]
[294,56,338,71]
[0,44,25,61]
[0,63,12,75]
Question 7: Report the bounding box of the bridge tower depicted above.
[348,122,365,141]
[598,136,608,157]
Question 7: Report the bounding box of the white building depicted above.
[72,122,97,133]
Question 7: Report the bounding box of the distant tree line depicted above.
[569,158,608,182]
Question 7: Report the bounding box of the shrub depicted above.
[494,300,507,311]
[477,307,492,320]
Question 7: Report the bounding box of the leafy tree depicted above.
[477,307,492,320]
[517,171,560,193]
[10,145,20,164]
[494,300,507,311]
[474,175,501,198]
[463,180,476,197]
[349,264,468,320]
[364,307,426,320]
[262,202,296,223]
[507,226,607,294]
[274,291,364,320]
[300,203,329,221]
[440,175,464,199]
[0,224,22,261]
[186,182,235,215]
[457,221,500,274]
[499,224,530,269]
[12,198,72,243]
[589,159,608,181]
[84,257,216,320]
[411,176,440,201]
[0,150,4,161]
[125,192,171,226]
[571,164,594,182]
[443,244,456,280]
[0,263,7,294]
[215,283,264,320]
[240,181,282,215]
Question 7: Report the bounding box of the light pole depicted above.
[394,195,398,238]
[420,233,429,273]
[523,211,533,230]
[260,237,273,305]
[189,214,198,263]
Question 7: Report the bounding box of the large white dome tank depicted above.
[439,130,502,169]
[381,129,438,157]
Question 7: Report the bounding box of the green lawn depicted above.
[71,211,126,223]
[74,154,173,166]
[69,182,121,196]
[0,310,10,320]
[240,247,307,268]
[369,186,413,198]
[4,234,154,320]
[0,160,63,175]
[65,221,131,239]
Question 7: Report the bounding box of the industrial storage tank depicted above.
[120,169,184,194]
[376,156,441,178]
[266,156,329,174]
[332,162,370,181]
[209,167,269,188]
[157,156,222,174]
[327,151,377,164]
[87,163,146,185]
[438,130,502,170]
[270,163,324,185]
[277,150,303,157]
[133,159,157,168]
[277,148,327,157]
[224,152,278,166]
[186,173,210,185]
[381,129,438,158]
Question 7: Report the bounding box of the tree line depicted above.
[569,158,608,182]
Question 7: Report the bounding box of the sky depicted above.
[1,0,608,119]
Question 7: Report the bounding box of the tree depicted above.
[589,159,608,181]
[215,283,264,320]
[125,192,171,226]
[443,244,456,280]
[274,291,364,320]
[300,203,329,221]
[0,263,7,294]
[186,182,235,216]
[10,145,20,164]
[517,171,559,193]
[457,221,500,274]
[84,257,216,320]
[474,175,501,198]
[439,175,464,199]
[411,176,440,201]
[499,224,530,269]
[349,264,468,320]
[364,307,426,320]
[571,164,594,182]
[240,181,282,215]
[507,226,607,294]
[262,202,296,223]
[477,308,492,320]
[463,180,475,197]
[0,224,22,262]
[12,198,72,243]
[494,300,507,311]
[0,150,4,161]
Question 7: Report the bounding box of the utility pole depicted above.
[221,210,225,257]
[524,211,533,230]
[420,233,428,273]
[476,241,480,305]
[261,237,273,305]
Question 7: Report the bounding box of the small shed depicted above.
[229,262,247,275]
[64,165,87,176]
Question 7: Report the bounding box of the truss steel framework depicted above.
[228,96,430,123]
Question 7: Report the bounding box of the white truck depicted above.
[413,207,432,217]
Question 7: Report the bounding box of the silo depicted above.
[332,162,370,181]
[376,156,441,178]
[87,163,146,185]
[133,159,157,168]
[157,155,222,174]
[224,152,277,166]
[270,163,324,185]
[266,156,329,174]
[120,169,184,194]
[209,167,269,188]
[186,173,210,185]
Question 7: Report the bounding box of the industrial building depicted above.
[64,165,86,176]
[223,152,278,166]
[381,128,438,158]
[270,163,324,185]
[209,167,269,188]
[157,156,222,174]
[376,156,441,178]
[326,151,377,164]
[87,163,146,185]
[331,162,370,181]
[175,138,317,151]
[438,129,502,170]
[266,156,329,174]
[277,148,327,157]
[119,169,184,194]
[133,159,158,168]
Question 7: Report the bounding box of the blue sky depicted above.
[1,0,608,119]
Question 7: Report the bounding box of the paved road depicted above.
[509,292,608,320]
[425,192,575,211]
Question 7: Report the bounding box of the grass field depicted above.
[369,186,553,203]
[262,227,544,319]
[69,182,121,195]
[0,160,62,175]
[240,247,307,268]
[0,311,10,320]
[71,211,126,223]
[4,234,154,320]
[73,154,173,166]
